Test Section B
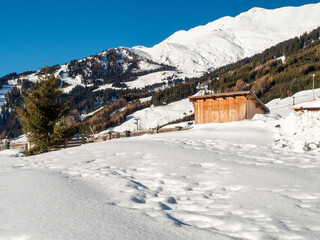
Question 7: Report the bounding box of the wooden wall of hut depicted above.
[193,95,266,124]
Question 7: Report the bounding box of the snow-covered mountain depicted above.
[2,3,320,96]
[133,3,320,73]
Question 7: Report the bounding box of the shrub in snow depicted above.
[274,111,320,152]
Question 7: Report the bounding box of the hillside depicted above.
[2,3,320,95]
[1,90,320,238]
[2,3,320,138]
[203,27,320,103]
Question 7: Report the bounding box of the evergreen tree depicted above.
[16,66,71,154]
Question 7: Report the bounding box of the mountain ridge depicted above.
[2,3,320,138]
[133,2,320,73]
[2,3,320,94]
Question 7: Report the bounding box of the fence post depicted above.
[107,133,111,140]
[5,140,9,149]
[64,139,68,148]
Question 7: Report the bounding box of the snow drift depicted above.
[274,111,320,152]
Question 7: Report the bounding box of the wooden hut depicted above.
[189,91,269,124]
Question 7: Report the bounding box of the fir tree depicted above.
[16,66,71,154]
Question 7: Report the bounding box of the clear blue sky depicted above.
[0,0,319,77]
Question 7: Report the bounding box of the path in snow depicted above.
[2,117,320,239]
[0,167,219,240]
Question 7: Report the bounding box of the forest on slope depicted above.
[202,27,320,103]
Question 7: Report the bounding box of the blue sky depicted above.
[0,0,319,77]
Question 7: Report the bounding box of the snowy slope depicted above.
[1,111,320,239]
[101,98,194,133]
[267,87,320,117]
[133,3,320,73]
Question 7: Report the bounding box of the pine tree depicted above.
[16,66,71,154]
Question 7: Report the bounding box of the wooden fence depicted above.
[57,136,84,149]
[0,136,86,153]
[0,142,9,151]
[95,126,193,142]
[0,125,193,154]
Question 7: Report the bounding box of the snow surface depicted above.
[272,111,320,152]
[1,112,320,239]
[92,71,200,91]
[131,61,162,73]
[125,71,200,89]
[100,98,194,133]
[79,107,104,121]
[293,98,320,109]
[139,96,152,103]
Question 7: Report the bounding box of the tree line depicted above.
[202,26,320,102]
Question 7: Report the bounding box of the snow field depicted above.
[2,116,320,239]
[0,168,214,240]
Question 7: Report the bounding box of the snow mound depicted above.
[274,112,320,152]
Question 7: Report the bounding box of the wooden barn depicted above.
[189,91,269,124]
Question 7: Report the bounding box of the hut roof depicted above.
[189,91,270,113]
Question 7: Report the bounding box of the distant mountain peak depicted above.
[133,3,320,73]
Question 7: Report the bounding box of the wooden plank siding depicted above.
[190,91,269,124]
[246,96,266,119]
